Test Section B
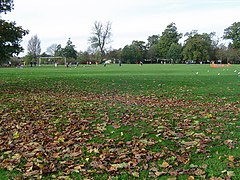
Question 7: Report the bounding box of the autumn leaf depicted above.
[187,176,195,180]
[13,131,19,139]
[161,161,170,168]
[227,171,235,177]
[228,155,234,162]
[132,172,139,177]
[111,162,128,169]
[194,168,205,176]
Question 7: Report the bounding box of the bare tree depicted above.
[27,34,41,60]
[89,21,112,59]
[46,43,58,56]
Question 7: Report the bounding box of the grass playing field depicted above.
[0,64,239,179]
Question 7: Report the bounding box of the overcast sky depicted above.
[2,0,240,56]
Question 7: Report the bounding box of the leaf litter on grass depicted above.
[0,88,239,179]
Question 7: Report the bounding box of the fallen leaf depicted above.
[194,168,205,176]
[161,161,169,168]
[228,156,234,162]
[111,162,128,169]
[188,176,195,180]
[132,172,139,177]
[227,171,235,177]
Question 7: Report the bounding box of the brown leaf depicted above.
[228,155,234,162]
[161,161,169,168]
[194,168,205,176]
[132,172,139,177]
[70,151,82,157]
[187,176,195,180]
[155,171,167,177]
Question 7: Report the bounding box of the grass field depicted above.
[0,64,239,179]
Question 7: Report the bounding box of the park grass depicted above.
[0,64,239,179]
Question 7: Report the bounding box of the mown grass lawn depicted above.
[0,64,239,179]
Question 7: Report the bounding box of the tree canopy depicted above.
[0,0,28,63]
[182,31,214,63]
[63,38,77,60]
[157,23,182,59]
[53,39,77,60]
[121,44,142,63]
[0,0,13,14]
[0,20,28,62]
[223,22,240,49]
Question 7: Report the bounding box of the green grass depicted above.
[0,64,239,179]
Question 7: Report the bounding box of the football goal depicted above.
[38,57,66,66]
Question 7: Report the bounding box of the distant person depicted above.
[30,61,33,67]
[119,60,122,67]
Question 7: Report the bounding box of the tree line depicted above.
[1,1,240,65]
[25,22,240,65]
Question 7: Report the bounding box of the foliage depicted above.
[146,44,159,63]
[77,51,90,63]
[89,21,112,59]
[20,20,240,64]
[0,19,29,63]
[147,35,160,48]
[0,65,239,179]
[27,35,41,60]
[62,38,77,60]
[182,31,214,63]
[223,22,240,49]
[106,48,121,62]
[132,40,147,60]
[53,39,77,61]
[227,48,240,63]
[166,43,182,63]
[0,0,13,14]
[157,23,182,59]
[54,44,63,57]
[0,0,28,63]
[121,44,142,63]
[215,44,228,63]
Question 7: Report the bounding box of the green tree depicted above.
[121,45,142,63]
[0,0,29,63]
[132,40,147,60]
[166,43,182,63]
[182,31,214,63]
[147,35,160,48]
[106,48,121,62]
[223,22,240,49]
[55,44,63,57]
[215,43,228,63]
[227,48,240,63]
[89,21,112,60]
[147,44,159,63]
[27,35,41,61]
[0,0,13,13]
[63,38,77,60]
[157,23,182,59]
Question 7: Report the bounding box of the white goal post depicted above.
[38,57,66,66]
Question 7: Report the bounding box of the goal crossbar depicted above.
[38,57,66,65]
